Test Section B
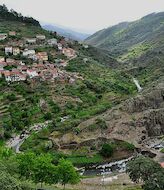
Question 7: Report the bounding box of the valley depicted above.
[0,4,163,190]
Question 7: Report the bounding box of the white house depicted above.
[9,31,16,36]
[0,33,8,40]
[57,43,63,50]
[0,57,5,62]
[10,71,26,82]
[5,47,13,55]
[26,38,36,44]
[83,44,89,49]
[23,49,36,57]
[28,54,38,61]
[36,35,46,40]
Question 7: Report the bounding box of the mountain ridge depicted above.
[85,12,164,62]
[42,24,90,41]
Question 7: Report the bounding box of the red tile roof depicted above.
[160,162,164,168]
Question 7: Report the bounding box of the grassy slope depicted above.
[86,12,164,91]
[0,20,50,37]
[19,55,137,153]
[85,12,164,60]
[0,20,137,143]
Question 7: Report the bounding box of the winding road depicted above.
[6,120,51,153]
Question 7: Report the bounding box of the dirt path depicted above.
[56,173,139,190]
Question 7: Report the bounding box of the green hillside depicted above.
[85,12,164,63]
[0,5,164,190]
[0,20,50,37]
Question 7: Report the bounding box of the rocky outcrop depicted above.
[123,88,164,113]
[49,84,164,152]
[121,86,164,137]
[142,109,164,136]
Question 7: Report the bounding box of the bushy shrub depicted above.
[100,143,114,158]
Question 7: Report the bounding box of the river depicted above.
[79,157,133,176]
[133,78,142,92]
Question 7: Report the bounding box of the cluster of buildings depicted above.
[0,31,16,41]
[0,31,78,83]
[2,32,76,61]
[0,59,80,83]
[0,55,81,83]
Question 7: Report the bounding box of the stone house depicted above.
[9,31,16,36]
[37,52,48,61]
[62,48,75,58]
[27,69,39,78]
[13,47,20,56]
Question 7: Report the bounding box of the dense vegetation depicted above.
[0,4,40,26]
[0,147,80,190]
[0,53,136,139]
[127,156,164,190]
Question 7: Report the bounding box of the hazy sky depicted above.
[0,0,164,33]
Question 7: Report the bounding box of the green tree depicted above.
[0,147,13,159]
[17,153,59,188]
[44,112,52,120]
[17,152,36,180]
[32,154,58,188]
[126,156,164,190]
[100,143,114,158]
[57,159,80,189]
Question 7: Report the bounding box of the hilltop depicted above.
[42,23,90,41]
[0,4,40,26]
[85,12,164,64]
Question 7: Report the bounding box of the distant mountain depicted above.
[85,12,164,62]
[42,24,90,41]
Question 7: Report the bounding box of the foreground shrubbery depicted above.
[0,148,80,190]
[127,156,164,190]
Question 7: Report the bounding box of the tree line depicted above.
[0,4,40,26]
[0,148,80,190]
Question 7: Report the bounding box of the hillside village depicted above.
[0,4,163,190]
[0,30,82,83]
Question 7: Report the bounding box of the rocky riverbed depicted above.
[80,157,133,176]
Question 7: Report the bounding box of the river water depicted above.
[133,78,142,92]
[80,157,132,176]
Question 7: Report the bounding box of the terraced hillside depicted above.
[0,5,163,169]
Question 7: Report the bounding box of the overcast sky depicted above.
[0,0,164,33]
